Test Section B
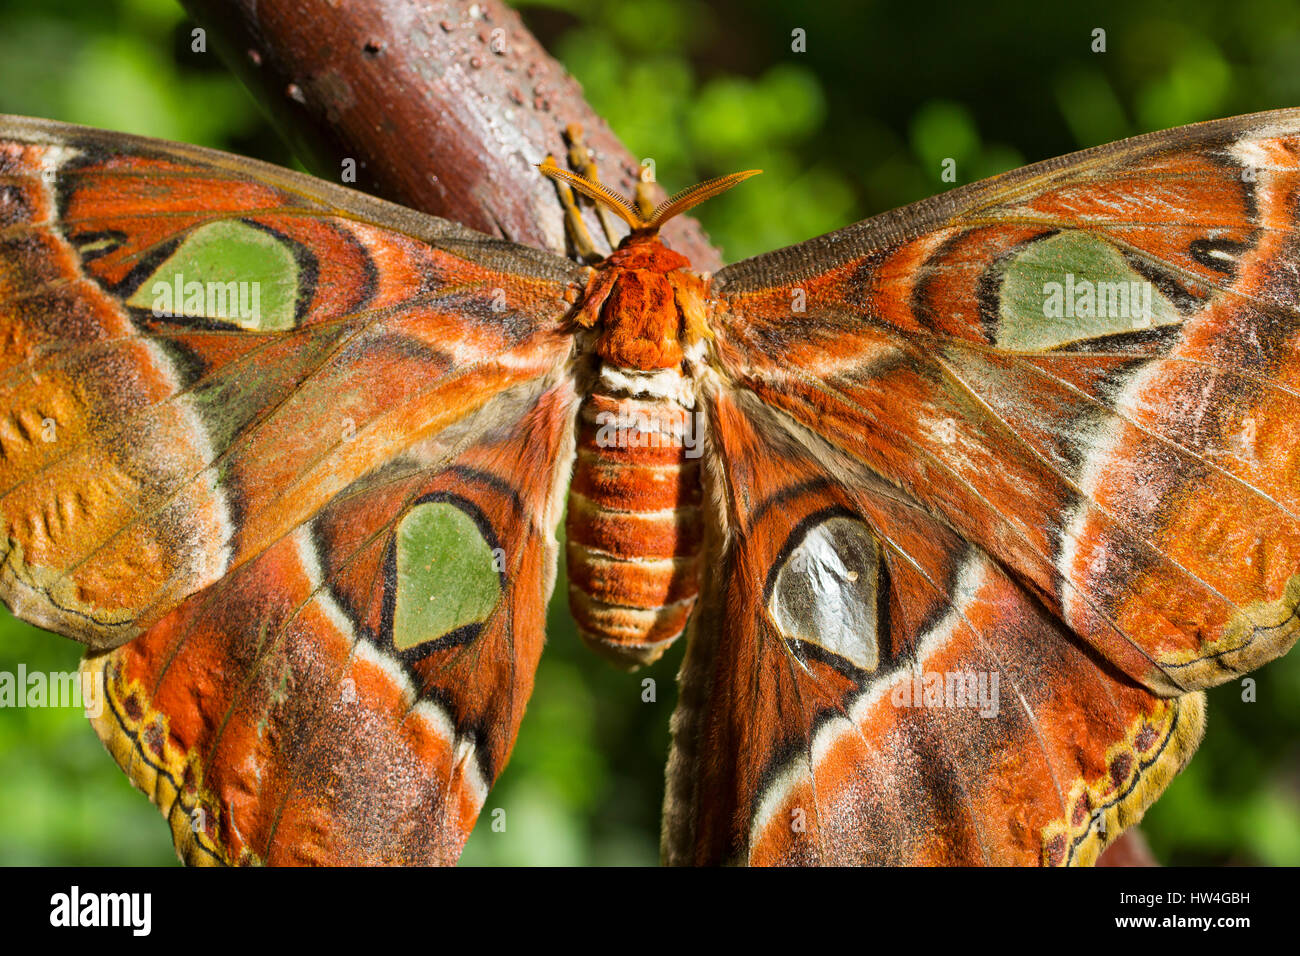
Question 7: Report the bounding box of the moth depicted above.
[1,107,1298,866]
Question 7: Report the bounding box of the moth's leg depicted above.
[541,152,602,263]
[633,162,656,224]
[563,123,620,250]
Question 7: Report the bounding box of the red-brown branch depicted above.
[179,0,723,270]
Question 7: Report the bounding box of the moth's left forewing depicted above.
[0,115,585,650]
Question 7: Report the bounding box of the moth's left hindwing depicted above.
[0,116,583,863]
[89,384,577,864]
[672,108,1300,864]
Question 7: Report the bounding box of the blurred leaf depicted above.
[910,99,980,172]
[1054,67,1131,146]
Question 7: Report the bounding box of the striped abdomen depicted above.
[566,367,703,669]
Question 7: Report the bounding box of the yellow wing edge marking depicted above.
[80,652,250,867]
[0,538,139,646]
[1153,572,1300,688]
[1041,691,1205,866]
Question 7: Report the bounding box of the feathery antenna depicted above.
[538,160,760,233]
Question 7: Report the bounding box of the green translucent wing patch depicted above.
[993,231,1183,350]
[124,219,301,330]
[388,496,506,657]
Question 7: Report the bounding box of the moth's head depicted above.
[537,158,760,243]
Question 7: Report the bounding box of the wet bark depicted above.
[180,0,723,269]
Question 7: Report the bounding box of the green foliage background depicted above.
[0,0,1298,865]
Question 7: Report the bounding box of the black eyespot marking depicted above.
[1188,237,1252,277]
